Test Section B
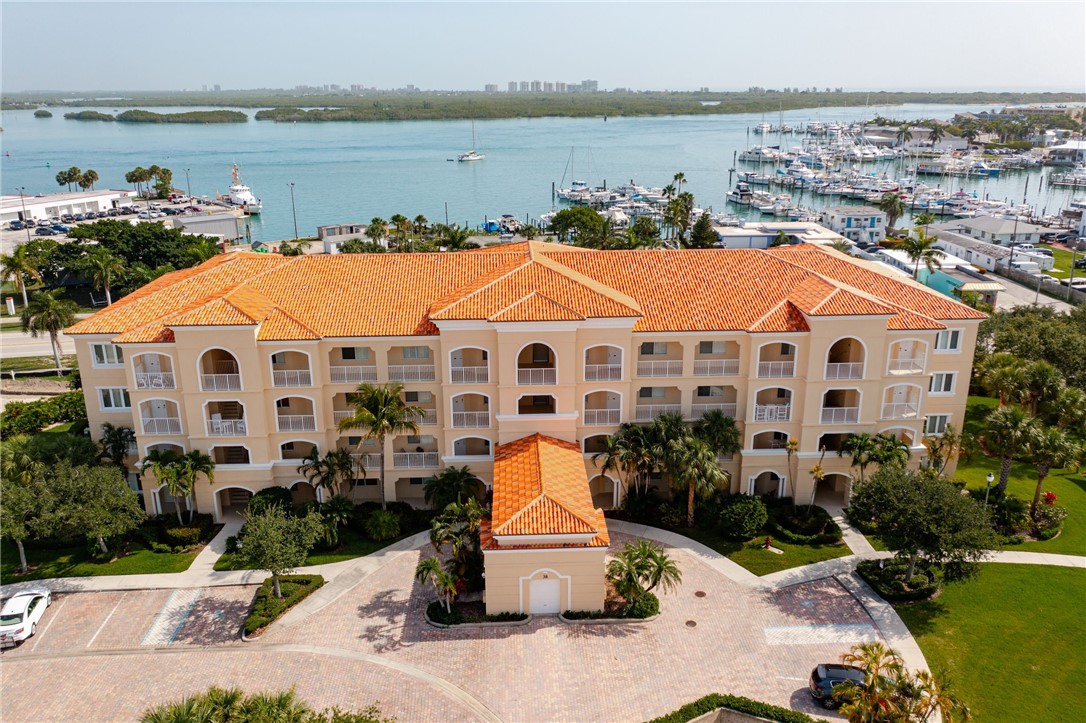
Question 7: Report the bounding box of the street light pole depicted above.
[16,187,32,244]
[184,168,192,198]
[288,182,298,240]
[984,472,995,508]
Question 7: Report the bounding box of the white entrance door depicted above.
[529,578,561,614]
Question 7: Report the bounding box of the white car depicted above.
[0,589,51,646]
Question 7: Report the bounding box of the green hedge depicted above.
[856,559,942,602]
[766,505,844,545]
[426,601,527,625]
[244,574,324,635]
[646,693,817,723]
[1,392,87,437]
[564,592,659,620]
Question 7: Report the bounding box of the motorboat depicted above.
[225,164,261,214]
[726,182,754,206]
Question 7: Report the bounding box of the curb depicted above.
[423,604,533,629]
[558,612,659,625]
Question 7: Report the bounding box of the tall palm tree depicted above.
[141,448,185,524]
[178,450,215,522]
[297,447,356,499]
[900,229,945,279]
[907,669,972,723]
[976,352,1027,406]
[413,214,428,241]
[365,217,388,246]
[81,169,99,190]
[21,290,78,372]
[97,423,137,478]
[81,247,125,305]
[614,422,655,494]
[784,437,800,506]
[424,465,484,511]
[876,191,907,233]
[982,406,1041,496]
[672,171,686,195]
[896,124,913,147]
[927,124,945,148]
[416,556,458,613]
[838,433,879,484]
[835,642,907,720]
[337,383,423,510]
[693,409,742,459]
[591,434,630,504]
[914,211,936,226]
[960,125,979,146]
[389,213,411,252]
[668,437,728,527]
[1023,427,1080,516]
[1,243,43,308]
[1017,360,1064,416]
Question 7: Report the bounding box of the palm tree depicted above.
[636,540,682,596]
[141,448,185,524]
[914,211,936,226]
[661,183,676,200]
[838,433,879,484]
[591,434,630,504]
[693,409,741,459]
[441,225,475,251]
[1,243,43,308]
[927,124,945,148]
[835,642,906,720]
[769,229,791,247]
[614,422,655,494]
[907,669,972,723]
[876,191,907,233]
[416,556,458,613]
[80,169,99,191]
[97,423,136,478]
[900,229,945,279]
[1047,386,1086,433]
[413,214,429,241]
[982,406,1041,496]
[57,166,81,192]
[21,290,78,372]
[337,382,424,510]
[784,437,800,507]
[81,247,125,305]
[672,171,686,195]
[896,124,913,148]
[1017,360,1064,416]
[960,125,980,147]
[976,352,1027,406]
[668,437,728,527]
[424,465,484,511]
[178,450,215,522]
[923,423,961,476]
[1024,427,1080,516]
[389,213,411,252]
[606,539,682,604]
[365,217,388,246]
[871,433,911,469]
[829,239,853,255]
[520,224,540,240]
[297,447,355,499]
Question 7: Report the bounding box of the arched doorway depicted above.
[216,487,253,521]
[749,470,785,497]
[289,480,317,505]
[589,474,620,510]
[814,473,851,509]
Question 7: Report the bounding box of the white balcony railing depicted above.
[450,366,489,384]
[389,365,436,382]
[207,419,247,436]
[637,360,683,377]
[333,410,353,424]
[584,364,623,381]
[757,361,795,378]
[888,358,925,374]
[141,417,181,435]
[584,408,621,425]
[820,406,860,424]
[635,404,682,421]
[452,411,490,428]
[329,365,378,384]
[277,414,317,432]
[694,359,740,376]
[825,362,864,380]
[350,453,384,470]
[517,367,557,385]
[753,403,792,422]
[414,409,439,426]
[273,369,313,387]
[691,402,738,419]
[393,452,440,469]
[134,372,175,390]
[881,402,920,420]
[201,373,241,391]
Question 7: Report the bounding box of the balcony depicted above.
[453,411,490,428]
[389,364,436,382]
[393,452,440,469]
[134,372,175,390]
[584,408,621,426]
[272,369,313,387]
[414,409,439,426]
[141,417,182,435]
[694,359,740,376]
[207,419,248,436]
[199,349,241,391]
[350,453,384,470]
[584,364,622,382]
[635,404,682,422]
[692,402,737,419]
[450,366,489,384]
[637,360,682,377]
[753,403,792,422]
[825,362,863,381]
[201,373,241,391]
[820,407,860,424]
[888,358,925,375]
[757,361,795,378]
[333,410,352,424]
[277,414,317,432]
[881,402,919,420]
[329,365,378,384]
[517,368,557,385]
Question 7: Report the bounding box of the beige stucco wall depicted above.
[483,546,607,614]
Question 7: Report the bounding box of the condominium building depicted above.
[68,240,984,522]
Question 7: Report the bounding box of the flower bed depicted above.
[243,574,324,636]
[856,559,941,602]
[425,600,528,627]
[766,505,843,545]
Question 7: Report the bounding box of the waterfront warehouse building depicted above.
[68,240,984,526]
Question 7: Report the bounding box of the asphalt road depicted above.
[0,329,75,360]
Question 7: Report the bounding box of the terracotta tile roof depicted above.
[487,433,608,549]
[67,241,985,342]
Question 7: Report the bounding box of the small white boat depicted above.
[226,163,261,215]
[457,121,485,162]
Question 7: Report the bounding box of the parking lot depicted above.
[2,586,254,657]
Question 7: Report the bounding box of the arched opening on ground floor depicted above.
[216,486,254,521]
[589,474,620,510]
[289,480,317,505]
[154,484,192,520]
[814,473,851,508]
[748,470,785,498]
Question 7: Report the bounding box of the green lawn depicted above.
[679,526,851,576]
[213,525,425,571]
[0,354,78,373]
[896,564,1085,722]
[1038,244,1081,280]
[1,540,198,584]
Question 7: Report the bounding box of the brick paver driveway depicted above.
[1,533,886,721]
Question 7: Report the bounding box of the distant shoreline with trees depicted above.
[61,109,247,123]
[10,89,1081,123]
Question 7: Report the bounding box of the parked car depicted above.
[34,227,57,236]
[809,664,866,709]
[162,207,181,215]
[73,213,86,221]
[60,214,75,223]
[107,208,121,217]
[137,211,152,219]
[0,589,52,647]
[1074,257,1086,270]
[24,218,38,228]
[184,206,202,213]
[8,220,24,230]
[51,224,70,233]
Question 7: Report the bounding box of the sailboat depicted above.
[457,120,485,162]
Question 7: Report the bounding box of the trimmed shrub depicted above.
[621,486,662,522]
[150,542,172,553]
[1,391,89,437]
[364,509,401,541]
[1032,503,1067,539]
[224,535,239,554]
[647,693,817,723]
[426,601,527,625]
[626,591,659,619]
[719,495,767,540]
[163,526,203,548]
[244,574,324,635]
[856,559,942,602]
[767,505,843,545]
[248,487,294,515]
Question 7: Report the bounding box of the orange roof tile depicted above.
[489,292,585,322]
[748,301,810,333]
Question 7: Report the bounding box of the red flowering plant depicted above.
[1043,491,1058,506]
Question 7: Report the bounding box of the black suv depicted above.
[809,664,866,709]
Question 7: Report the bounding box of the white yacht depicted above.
[457,121,485,162]
[226,164,262,215]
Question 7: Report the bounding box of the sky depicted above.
[2,1,1084,93]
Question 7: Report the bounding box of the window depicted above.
[341,347,369,361]
[935,329,962,351]
[640,342,667,356]
[780,343,794,356]
[776,388,790,399]
[404,391,433,403]
[282,442,294,451]
[409,477,426,486]
[92,343,123,367]
[532,395,551,405]
[402,346,431,360]
[531,344,551,364]
[930,373,955,394]
[925,414,950,435]
[347,436,363,446]
[699,341,725,355]
[99,387,131,410]
[271,352,285,365]
[276,399,289,409]
[407,435,434,445]
[357,477,378,487]
[696,385,724,398]
[639,387,665,399]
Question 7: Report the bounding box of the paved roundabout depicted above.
[2,520,940,723]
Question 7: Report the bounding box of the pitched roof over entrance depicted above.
[484,433,609,549]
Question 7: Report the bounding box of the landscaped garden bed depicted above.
[560,580,659,623]
[242,574,325,637]
[424,600,529,627]
[856,558,942,602]
[766,504,843,545]
[647,693,816,723]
